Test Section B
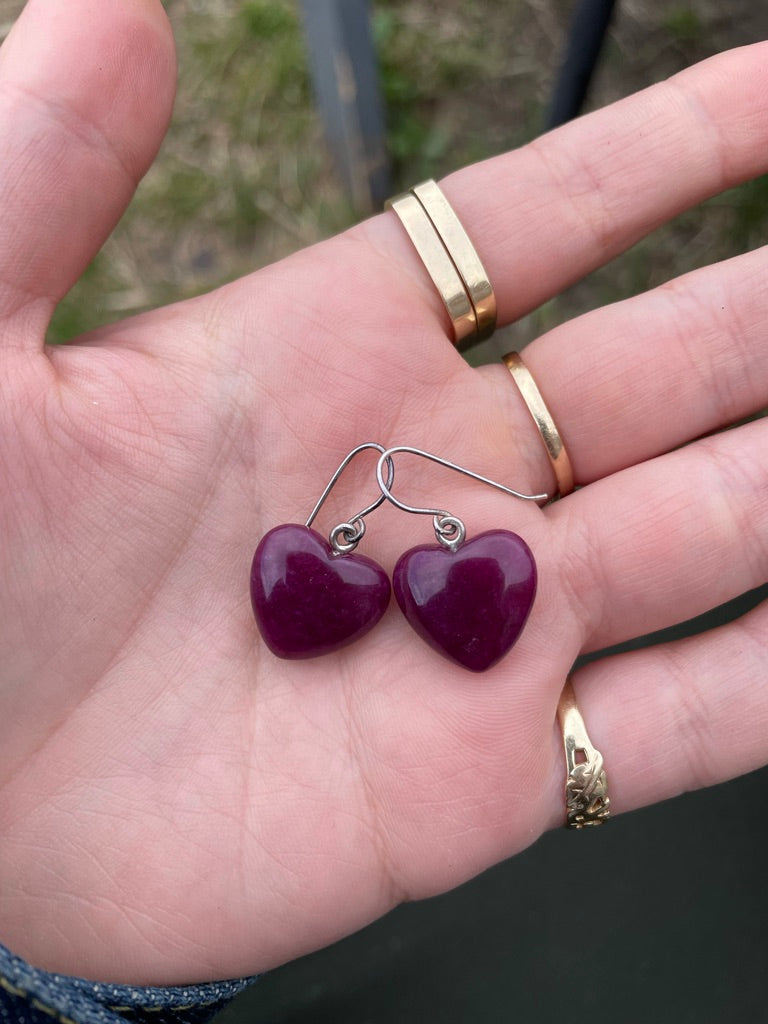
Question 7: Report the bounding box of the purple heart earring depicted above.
[250,443,393,660]
[376,446,548,673]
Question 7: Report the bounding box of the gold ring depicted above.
[502,351,574,499]
[557,677,610,829]
[386,179,495,347]
[411,180,496,342]
[387,192,477,344]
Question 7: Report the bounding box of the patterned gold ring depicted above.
[557,678,611,829]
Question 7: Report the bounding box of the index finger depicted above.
[358,43,768,331]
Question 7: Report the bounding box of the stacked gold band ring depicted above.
[502,351,574,499]
[387,179,496,347]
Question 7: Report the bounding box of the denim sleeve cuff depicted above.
[0,940,257,1024]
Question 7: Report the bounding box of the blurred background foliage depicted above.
[0,0,767,351]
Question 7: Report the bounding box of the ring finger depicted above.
[486,241,768,490]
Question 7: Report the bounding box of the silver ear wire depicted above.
[305,442,395,554]
[375,445,548,552]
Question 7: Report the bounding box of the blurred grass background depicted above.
[1,0,767,352]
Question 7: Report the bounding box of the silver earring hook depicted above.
[375,445,548,552]
[305,442,395,554]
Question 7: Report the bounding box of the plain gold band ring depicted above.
[502,351,574,499]
[557,678,611,829]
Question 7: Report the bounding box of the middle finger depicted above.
[489,243,768,486]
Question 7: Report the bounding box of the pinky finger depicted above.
[551,595,768,824]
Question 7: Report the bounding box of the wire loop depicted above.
[330,519,366,554]
[376,445,548,520]
[434,514,466,552]
[305,442,394,554]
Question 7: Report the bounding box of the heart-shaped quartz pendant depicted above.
[251,524,391,659]
[392,529,537,673]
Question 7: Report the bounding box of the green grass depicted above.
[662,7,704,45]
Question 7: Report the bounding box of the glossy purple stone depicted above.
[393,529,537,673]
[250,524,390,659]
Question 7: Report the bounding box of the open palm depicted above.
[1,0,766,985]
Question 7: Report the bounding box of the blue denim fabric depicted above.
[0,941,256,1024]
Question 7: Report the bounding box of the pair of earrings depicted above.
[250,443,546,673]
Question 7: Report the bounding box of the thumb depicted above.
[0,0,176,342]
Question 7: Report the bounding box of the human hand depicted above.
[0,0,765,984]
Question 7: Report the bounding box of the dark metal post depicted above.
[546,0,618,129]
[298,0,391,211]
